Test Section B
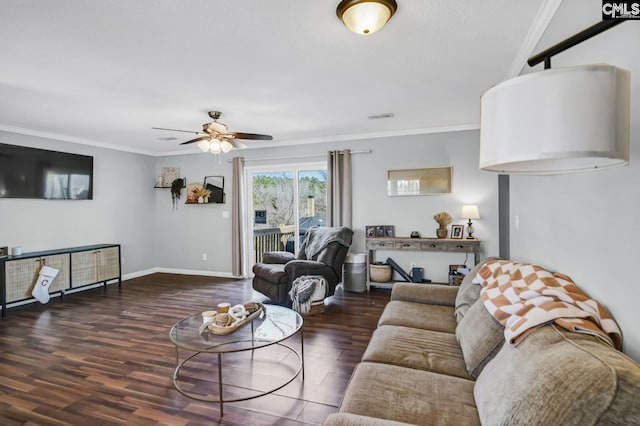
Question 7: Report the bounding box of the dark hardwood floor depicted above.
[0,274,391,425]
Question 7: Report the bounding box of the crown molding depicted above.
[1,122,480,157]
[0,124,154,156]
[506,0,562,78]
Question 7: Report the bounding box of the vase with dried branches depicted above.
[433,212,452,239]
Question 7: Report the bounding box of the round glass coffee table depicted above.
[169,305,304,417]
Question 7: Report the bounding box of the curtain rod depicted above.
[228,149,371,163]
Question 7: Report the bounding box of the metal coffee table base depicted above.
[172,332,304,417]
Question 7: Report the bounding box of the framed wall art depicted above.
[160,167,180,187]
[387,166,453,196]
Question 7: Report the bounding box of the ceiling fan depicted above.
[152,111,273,154]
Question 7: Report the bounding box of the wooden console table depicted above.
[366,237,481,287]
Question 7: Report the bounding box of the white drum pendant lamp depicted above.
[480,64,630,175]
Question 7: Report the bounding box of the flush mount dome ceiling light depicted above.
[337,0,397,35]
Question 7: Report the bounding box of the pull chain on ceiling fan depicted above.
[152,111,273,155]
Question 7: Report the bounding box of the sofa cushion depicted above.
[378,300,457,334]
[475,325,640,425]
[340,363,479,426]
[455,299,504,378]
[454,257,498,323]
[323,413,415,426]
[363,325,471,379]
[391,282,458,306]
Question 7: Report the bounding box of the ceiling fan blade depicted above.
[228,132,273,140]
[152,127,200,134]
[227,138,247,149]
[180,136,209,145]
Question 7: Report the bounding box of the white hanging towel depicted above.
[32,266,59,304]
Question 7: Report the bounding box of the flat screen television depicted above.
[0,143,93,200]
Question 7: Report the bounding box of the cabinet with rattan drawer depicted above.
[4,254,70,304]
[0,244,120,316]
[71,246,120,288]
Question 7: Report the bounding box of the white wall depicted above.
[154,154,234,275]
[0,131,157,275]
[226,130,499,284]
[347,131,498,283]
[153,130,499,283]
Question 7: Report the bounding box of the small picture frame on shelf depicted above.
[451,224,464,239]
[366,226,376,238]
[375,225,385,237]
[384,225,395,237]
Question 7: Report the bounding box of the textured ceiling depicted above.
[1,0,629,156]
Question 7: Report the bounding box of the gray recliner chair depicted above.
[252,226,354,305]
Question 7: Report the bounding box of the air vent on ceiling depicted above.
[368,113,394,119]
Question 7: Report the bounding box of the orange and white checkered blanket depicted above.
[478,259,622,350]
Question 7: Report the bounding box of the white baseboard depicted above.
[122,268,160,281]
[122,268,242,281]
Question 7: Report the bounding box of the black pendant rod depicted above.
[528,20,624,69]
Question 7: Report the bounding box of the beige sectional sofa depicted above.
[324,259,640,426]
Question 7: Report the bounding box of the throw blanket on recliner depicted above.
[303,226,352,259]
[478,259,622,350]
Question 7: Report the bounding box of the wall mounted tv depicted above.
[0,143,93,200]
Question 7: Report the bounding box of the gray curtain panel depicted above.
[232,156,246,277]
[327,149,352,227]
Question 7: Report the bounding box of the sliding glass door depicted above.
[247,162,326,272]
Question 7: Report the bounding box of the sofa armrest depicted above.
[284,259,333,278]
[261,251,295,264]
[323,413,415,426]
[391,282,459,306]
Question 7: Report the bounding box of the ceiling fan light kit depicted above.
[197,139,211,153]
[337,0,397,35]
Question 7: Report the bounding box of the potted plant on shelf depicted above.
[194,187,212,203]
[171,178,183,210]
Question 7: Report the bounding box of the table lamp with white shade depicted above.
[460,205,480,239]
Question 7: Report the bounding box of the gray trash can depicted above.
[343,253,367,293]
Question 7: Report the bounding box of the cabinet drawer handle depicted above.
[456,245,464,249]
[429,244,436,248]
[402,243,410,248]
